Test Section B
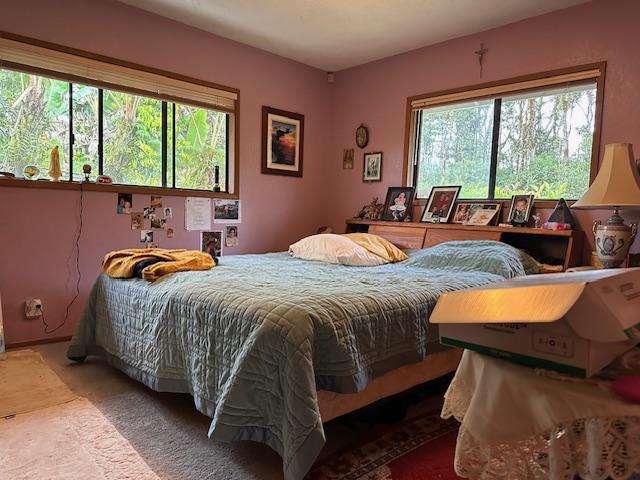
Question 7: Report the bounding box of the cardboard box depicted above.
[430,269,640,377]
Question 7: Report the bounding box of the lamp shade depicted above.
[572,143,640,209]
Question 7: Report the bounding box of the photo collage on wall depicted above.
[118,193,241,254]
[117,193,175,249]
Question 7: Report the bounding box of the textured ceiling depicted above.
[118,0,590,71]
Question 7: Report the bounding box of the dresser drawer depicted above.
[423,228,501,248]
[368,225,427,249]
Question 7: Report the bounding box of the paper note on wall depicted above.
[185,197,212,231]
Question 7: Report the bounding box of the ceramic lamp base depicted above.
[593,210,637,268]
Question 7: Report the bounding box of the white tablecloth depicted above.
[442,350,640,479]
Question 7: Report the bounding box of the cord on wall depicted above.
[43,182,84,334]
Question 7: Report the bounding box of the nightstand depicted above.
[442,350,640,479]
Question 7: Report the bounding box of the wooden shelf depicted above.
[346,218,584,270]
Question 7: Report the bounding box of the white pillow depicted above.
[289,234,387,266]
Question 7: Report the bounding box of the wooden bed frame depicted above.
[317,220,585,422]
[318,349,461,422]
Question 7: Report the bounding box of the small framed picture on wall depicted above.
[343,148,354,169]
[362,152,382,182]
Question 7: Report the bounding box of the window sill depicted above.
[0,177,238,199]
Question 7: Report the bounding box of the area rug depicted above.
[0,349,160,480]
[0,349,76,417]
[307,412,460,480]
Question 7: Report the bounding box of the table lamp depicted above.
[572,143,640,268]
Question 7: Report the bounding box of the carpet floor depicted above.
[21,342,457,480]
[0,349,160,480]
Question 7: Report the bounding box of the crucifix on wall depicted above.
[475,43,488,78]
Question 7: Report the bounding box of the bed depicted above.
[67,240,531,480]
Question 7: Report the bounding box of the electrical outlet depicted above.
[25,298,42,319]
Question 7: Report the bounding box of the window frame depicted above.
[0,31,240,199]
[403,63,606,206]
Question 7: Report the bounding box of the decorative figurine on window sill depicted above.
[82,164,92,182]
[48,146,62,182]
[23,165,40,180]
[96,175,113,184]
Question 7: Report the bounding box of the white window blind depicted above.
[0,37,237,112]
[410,69,601,110]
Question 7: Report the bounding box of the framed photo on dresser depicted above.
[420,186,461,223]
[381,187,415,222]
[508,194,534,225]
[452,202,501,225]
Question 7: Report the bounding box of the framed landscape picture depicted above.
[452,202,501,225]
[420,186,461,223]
[363,152,382,182]
[381,186,415,222]
[262,106,304,177]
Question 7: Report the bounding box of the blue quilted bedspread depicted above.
[68,241,525,479]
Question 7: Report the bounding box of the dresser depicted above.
[345,219,585,270]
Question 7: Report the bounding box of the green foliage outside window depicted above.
[174,105,227,191]
[415,85,596,200]
[104,91,163,187]
[72,84,98,181]
[0,68,228,190]
[0,70,68,176]
[415,101,494,198]
[494,89,594,199]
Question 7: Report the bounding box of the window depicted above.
[0,70,69,177]
[414,100,494,198]
[408,66,602,200]
[174,104,228,191]
[495,86,595,199]
[0,71,230,190]
[71,83,98,181]
[0,34,238,194]
[103,90,163,187]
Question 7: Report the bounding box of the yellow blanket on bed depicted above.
[102,249,216,282]
[342,233,408,262]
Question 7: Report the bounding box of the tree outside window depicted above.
[414,83,596,200]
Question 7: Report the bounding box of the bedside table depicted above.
[442,350,640,479]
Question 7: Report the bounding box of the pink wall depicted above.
[325,0,640,248]
[2,0,640,345]
[0,0,333,344]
